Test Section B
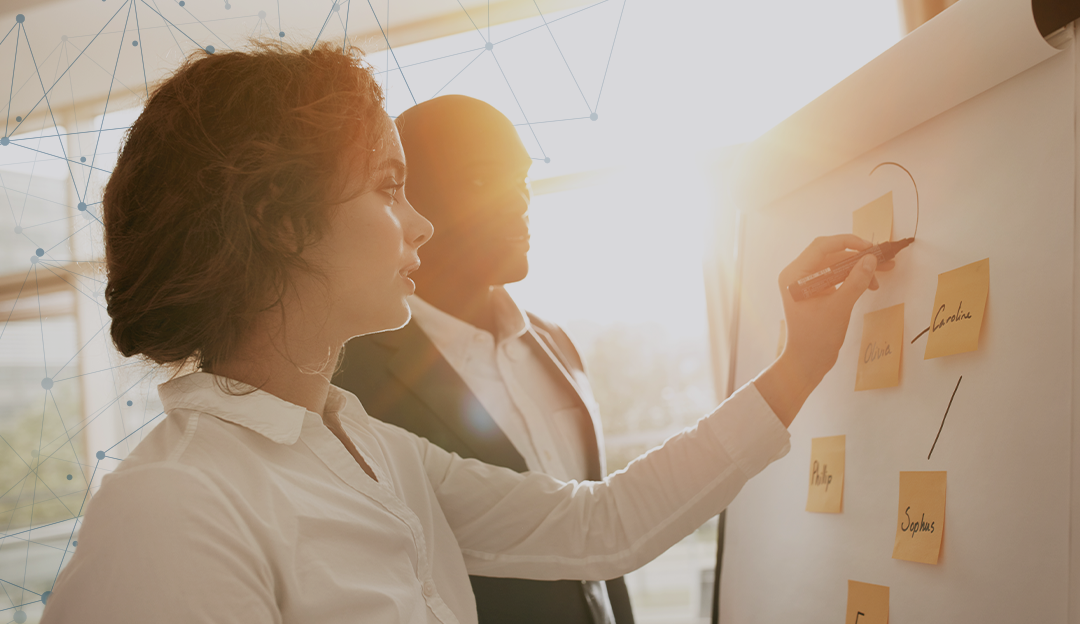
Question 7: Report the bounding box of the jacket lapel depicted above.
[375,322,529,473]
[524,324,605,481]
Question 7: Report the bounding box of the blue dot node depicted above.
[1,137,9,146]
[72,541,77,547]
[30,449,38,457]
[132,40,139,46]
[259,10,267,18]
[61,35,67,42]
[485,42,493,51]
[67,474,73,480]
[41,377,53,389]
[544,157,551,163]
[41,591,51,605]
[80,156,86,162]
[15,14,25,23]
[78,202,87,211]
[225,2,231,8]
[279,31,285,38]
[179,0,185,6]
[15,115,21,122]
[332,2,340,11]
[206,45,215,54]
[13,225,22,234]
[590,113,598,121]
[96,450,105,460]
[127,400,133,406]
[36,248,44,256]
[30,255,39,264]
[14,609,26,623]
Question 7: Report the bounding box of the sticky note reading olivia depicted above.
[892,471,946,564]
[853,192,893,244]
[856,303,904,391]
[806,435,845,513]
[846,580,889,624]
[924,258,989,359]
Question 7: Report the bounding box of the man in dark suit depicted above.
[333,95,634,624]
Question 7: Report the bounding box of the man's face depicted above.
[413,125,533,287]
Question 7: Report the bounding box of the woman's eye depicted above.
[383,183,403,204]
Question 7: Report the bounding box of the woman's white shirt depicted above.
[43,371,790,624]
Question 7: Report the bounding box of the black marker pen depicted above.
[788,237,913,301]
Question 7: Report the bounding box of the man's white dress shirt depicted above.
[408,290,591,482]
[44,371,790,624]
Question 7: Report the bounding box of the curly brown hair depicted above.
[103,41,387,370]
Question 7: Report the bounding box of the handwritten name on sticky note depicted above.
[846,580,889,624]
[853,193,893,244]
[892,471,946,564]
[806,435,845,513]
[924,258,989,359]
[856,303,904,391]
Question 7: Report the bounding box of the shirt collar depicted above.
[408,287,529,344]
[158,371,345,445]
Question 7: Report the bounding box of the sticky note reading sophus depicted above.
[892,471,946,564]
[852,192,893,245]
[806,435,845,513]
[846,580,889,624]
[856,303,904,391]
[924,258,990,359]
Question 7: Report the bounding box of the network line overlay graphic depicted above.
[0,0,626,621]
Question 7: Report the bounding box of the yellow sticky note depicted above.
[806,435,845,513]
[924,258,990,359]
[892,471,946,564]
[853,193,893,244]
[846,580,889,624]
[856,303,904,391]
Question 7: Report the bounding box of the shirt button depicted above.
[423,581,436,597]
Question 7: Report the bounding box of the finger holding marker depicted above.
[754,235,893,427]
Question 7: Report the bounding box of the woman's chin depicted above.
[347,303,412,340]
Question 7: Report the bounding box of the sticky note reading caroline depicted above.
[924,258,989,359]
[892,471,946,564]
[806,435,844,513]
[853,192,893,244]
[856,303,904,391]
[846,580,889,624]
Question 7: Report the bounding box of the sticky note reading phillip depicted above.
[853,192,893,244]
[924,258,990,359]
[856,303,904,391]
[846,580,889,624]
[892,471,946,564]
[806,435,845,513]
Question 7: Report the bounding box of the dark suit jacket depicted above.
[333,314,635,624]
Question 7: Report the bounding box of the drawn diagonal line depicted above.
[40,370,153,452]
[35,266,46,373]
[147,0,183,54]
[20,22,82,203]
[0,266,31,343]
[52,465,96,589]
[513,116,591,126]
[431,49,485,99]
[0,579,38,597]
[47,389,88,491]
[44,221,93,254]
[105,411,165,452]
[928,376,962,460]
[531,0,591,112]
[8,0,130,137]
[177,1,232,50]
[5,24,19,136]
[343,0,352,49]
[7,142,112,175]
[38,263,108,311]
[54,360,139,383]
[0,518,76,541]
[50,320,110,380]
[82,0,134,201]
[39,260,105,284]
[0,23,16,49]
[20,214,78,230]
[594,0,627,112]
[6,37,64,122]
[0,431,77,520]
[494,0,610,45]
[365,0,415,105]
[911,325,930,344]
[132,3,149,97]
[10,125,130,141]
[373,47,484,75]
[312,0,338,50]
[139,0,205,49]
[489,49,545,159]
[454,0,488,43]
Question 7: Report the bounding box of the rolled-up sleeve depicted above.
[424,381,791,581]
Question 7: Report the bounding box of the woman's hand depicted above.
[754,235,893,427]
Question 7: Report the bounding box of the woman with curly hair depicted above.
[42,41,884,624]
